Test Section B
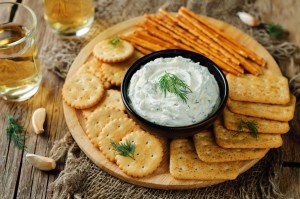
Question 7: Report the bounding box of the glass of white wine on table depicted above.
[43,0,94,36]
[0,2,42,102]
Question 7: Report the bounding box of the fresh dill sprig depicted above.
[110,38,121,47]
[6,115,25,149]
[237,119,258,139]
[266,22,283,38]
[111,139,136,160]
[156,72,192,103]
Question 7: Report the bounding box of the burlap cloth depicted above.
[41,0,300,198]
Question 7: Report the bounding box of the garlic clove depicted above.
[237,12,260,27]
[32,108,46,134]
[26,153,56,171]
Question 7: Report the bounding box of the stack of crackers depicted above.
[170,74,295,181]
[61,7,296,182]
[62,38,164,178]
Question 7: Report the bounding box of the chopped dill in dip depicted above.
[128,56,220,127]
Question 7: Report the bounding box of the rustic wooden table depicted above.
[0,0,299,198]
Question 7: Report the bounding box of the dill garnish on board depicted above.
[156,72,192,103]
[237,120,258,139]
[111,139,136,160]
[6,115,26,149]
[266,22,283,38]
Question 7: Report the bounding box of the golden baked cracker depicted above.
[76,59,112,89]
[193,130,267,162]
[98,118,140,162]
[227,95,296,122]
[226,74,290,105]
[100,55,138,86]
[76,58,102,80]
[214,117,283,148]
[85,107,127,147]
[62,73,105,109]
[223,107,290,134]
[82,89,125,119]
[102,79,112,89]
[93,38,134,63]
[170,139,240,180]
[115,131,163,178]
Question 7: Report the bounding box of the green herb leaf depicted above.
[266,22,283,38]
[111,139,136,160]
[6,115,25,149]
[110,38,121,47]
[237,119,258,139]
[156,72,192,103]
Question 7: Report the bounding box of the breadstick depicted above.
[133,31,176,49]
[131,43,152,55]
[119,35,165,51]
[147,13,243,73]
[158,9,242,67]
[165,16,243,73]
[176,16,240,62]
[177,14,260,74]
[145,16,241,74]
[156,14,240,65]
[139,23,195,51]
[179,7,266,66]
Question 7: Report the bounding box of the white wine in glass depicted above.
[44,0,94,36]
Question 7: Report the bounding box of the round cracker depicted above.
[62,73,104,109]
[76,59,102,79]
[82,89,125,119]
[85,107,128,147]
[93,39,134,63]
[100,55,137,86]
[99,118,140,162]
[77,59,112,89]
[115,131,163,178]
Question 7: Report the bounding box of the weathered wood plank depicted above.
[280,167,300,198]
[0,0,67,198]
[13,1,69,198]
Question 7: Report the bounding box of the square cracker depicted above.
[214,117,283,149]
[227,94,296,122]
[223,107,289,134]
[193,130,267,162]
[226,74,290,104]
[170,139,240,180]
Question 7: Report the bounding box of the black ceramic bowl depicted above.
[121,49,228,138]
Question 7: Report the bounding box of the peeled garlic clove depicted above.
[26,153,56,171]
[237,12,260,26]
[32,108,46,134]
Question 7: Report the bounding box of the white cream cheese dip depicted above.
[128,56,220,127]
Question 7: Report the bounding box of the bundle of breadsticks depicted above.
[119,7,266,76]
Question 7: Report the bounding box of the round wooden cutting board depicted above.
[63,15,281,190]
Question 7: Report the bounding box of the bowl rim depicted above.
[121,49,228,130]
